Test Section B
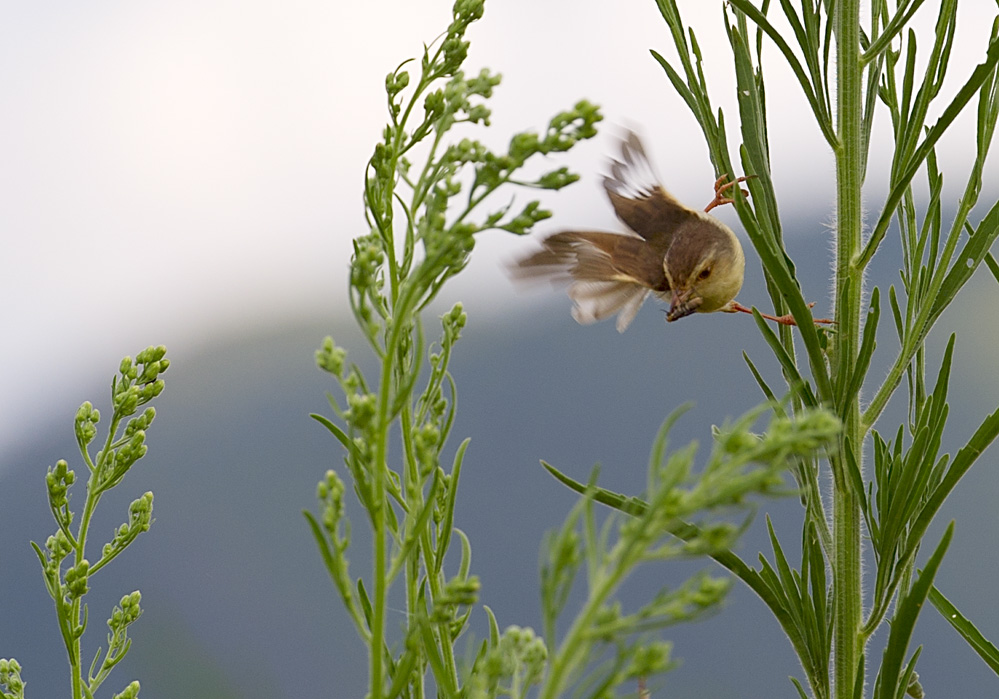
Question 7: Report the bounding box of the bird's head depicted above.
[663,219,746,322]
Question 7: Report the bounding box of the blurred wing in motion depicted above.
[602,130,698,247]
[513,231,667,332]
[512,131,699,333]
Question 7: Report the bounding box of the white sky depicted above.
[2,0,998,452]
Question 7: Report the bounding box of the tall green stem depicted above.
[832,1,865,697]
[370,342,393,699]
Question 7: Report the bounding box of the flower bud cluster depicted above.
[109,591,143,631]
[315,336,347,378]
[65,559,90,599]
[75,401,100,446]
[46,459,76,518]
[471,625,548,695]
[101,493,154,562]
[317,469,346,534]
[0,658,25,699]
[114,346,168,417]
[111,680,140,699]
[432,575,480,623]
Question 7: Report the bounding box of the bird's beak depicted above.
[667,288,702,322]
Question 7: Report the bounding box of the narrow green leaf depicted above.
[457,528,472,581]
[484,604,501,647]
[766,516,802,619]
[434,437,470,574]
[735,181,831,403]
[304,510,337,578]
[650,49,700,117]
[357,578,373,628]
[420,615,457,696]
[888,284,904,343]
[930,197,999,321]
[845,287,881,409]
[805,522,829,651]
[776,0,829,124]
[650,402,692,464]
[385,643,420,699]
[985,252,999,285]
[842,438,868,519]
[311,413,357,456]
[440,371,458,445]
[750,308,819,408]
[897,30,919,166]
[900,404,999,571]
[389,471,440,582]
[743,352,784,410]
[876,523,953,699]
[853,653,867,699]
[859,34,999,268]
[862,51,886,178]
[861,0,929,65]
[929,584,999,674]
[728,0,836,145]
[757,554,795,610]
[727,14,781,236]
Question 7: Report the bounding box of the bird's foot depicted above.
[704,174,756,212]
[727,301,835,326]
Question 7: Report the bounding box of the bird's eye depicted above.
[698,268,712,280]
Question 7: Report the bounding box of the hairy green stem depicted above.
[833,1,865,697]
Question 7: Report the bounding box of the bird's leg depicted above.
[704,174,756,212]
[726,301,835,326]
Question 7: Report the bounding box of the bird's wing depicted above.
[568,280,650,333]
[602,131,697,249]
[514,231,667,291]
[512,230,667,332]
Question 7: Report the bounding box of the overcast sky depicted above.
[2,0,998,453]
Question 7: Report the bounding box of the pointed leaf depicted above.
[929,584,999,674]
[876,523,953,699]
[434,437,470,573]
[845,287,880,409]
[859,34,999,268]
[311,413,359,458]
[728,0,836,144]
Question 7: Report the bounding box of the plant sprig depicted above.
[537,405,840,699]
[1,346,169,699]
[308,2,602,698]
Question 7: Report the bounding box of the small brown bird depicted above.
[514,131,809,331]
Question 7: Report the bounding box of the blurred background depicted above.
[3,1,999,697]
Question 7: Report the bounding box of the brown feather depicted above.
[602,131,697,248]
[514,231,668,292]
[510,130,745,332]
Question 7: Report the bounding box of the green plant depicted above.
[535,404,839,699]
[305,1,851,697]
[574,1,999,697]
[309,0,597,694]
[1,346,169,699]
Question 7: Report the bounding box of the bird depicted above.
[513,130,822,332]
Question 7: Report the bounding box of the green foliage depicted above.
[0,346,169,699]
[310,0,999,697]
[0,659,25,699]
[307,1,613,697]
[538,406,840,699]
[306,0,845,696]
[644,1,999,698]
